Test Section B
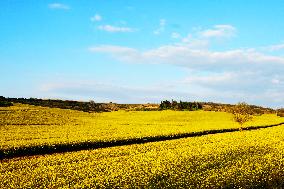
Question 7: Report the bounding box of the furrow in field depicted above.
[1,122,284,160]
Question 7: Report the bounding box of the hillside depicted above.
[1,103,284,188]
[0,96,277,114]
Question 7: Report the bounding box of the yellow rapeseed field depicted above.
[1,103,283,150]
[1,125,284,188]
[1,103,284,188]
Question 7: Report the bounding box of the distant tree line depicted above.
[0,96,13,107]
[0,96,160,112]
[2,97,117,112]
[159,100,202,111]
[1,96,280,115]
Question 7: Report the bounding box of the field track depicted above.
[1,122,284,160]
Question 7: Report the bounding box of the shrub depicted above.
[277,109,284,117]
[232,102,253,128]
[159,100,202,111]
[159,100,171,110]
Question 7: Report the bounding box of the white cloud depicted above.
[179,70,284,107]
[183,72,236,85]
[153,19,166,35]
[89,45,140,62]
[88,43,284,107]
[183,71,270,90]
[272,79,280,84]
[181,34,192,43]
[171,32,181,39]
[91,14,102,22]
[40,72,284,108]
[89,45,138,55]
[88,24,284,107]
[97,25,135,33]
[180,33,209,49]
[89,23,284,70]
[89,44,284,71]
[199,25,236,38]
[266,43,284,51]
[39,80,192,104]
[48,3,70,10]
[179,25,236,48]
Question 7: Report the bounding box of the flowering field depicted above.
[1,125,284,188]
[1,104,283,151]
[1,103,284,188]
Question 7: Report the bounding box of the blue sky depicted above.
[1,0,284,108]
